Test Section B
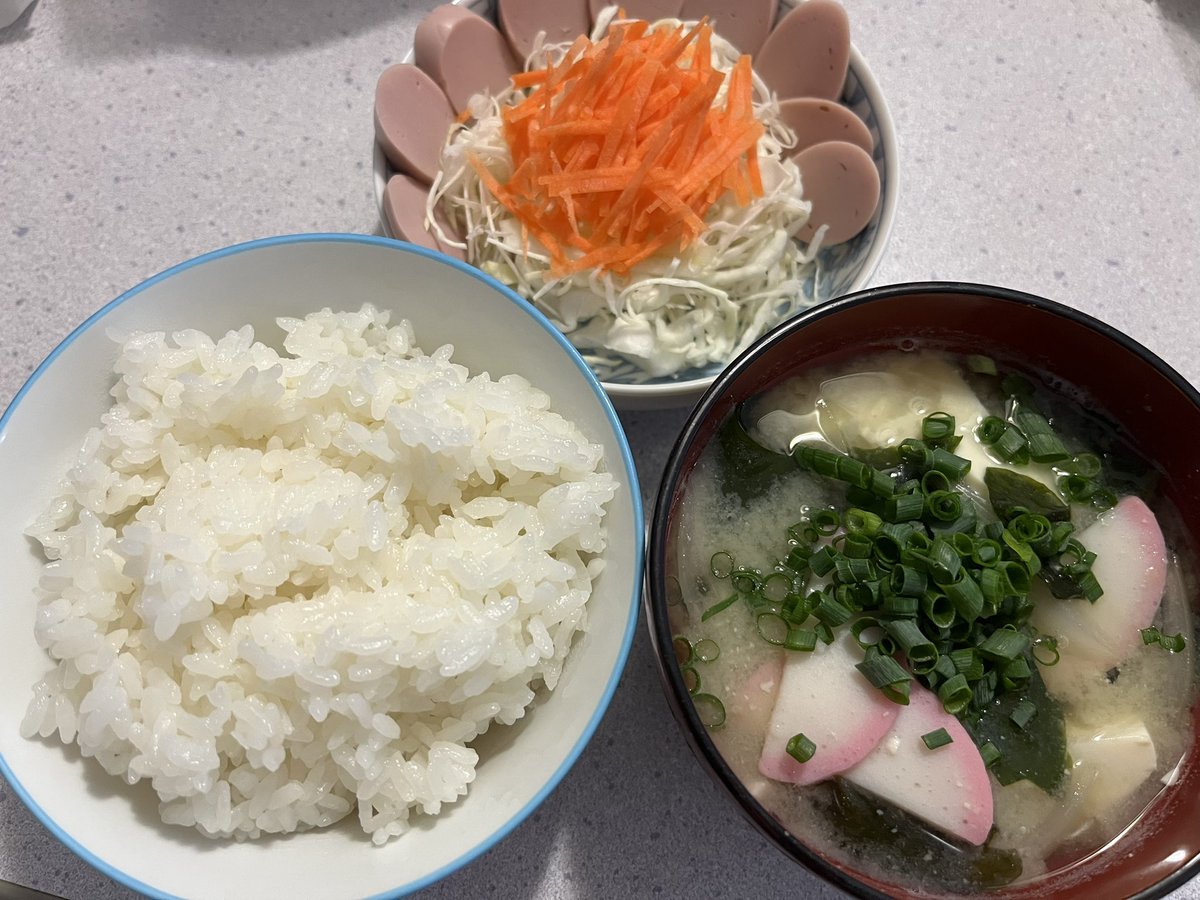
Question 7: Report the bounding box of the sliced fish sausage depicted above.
[755,0,850,101]
[778,97,873,157]
[678,0,777,56]
[499,0,591,64]
[414,5,519,114]
[587,0,684,26]
[383,173,466,260]
[794,140,880,246]
[374,64,455,185]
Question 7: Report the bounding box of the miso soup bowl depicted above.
[645,282,1200,899]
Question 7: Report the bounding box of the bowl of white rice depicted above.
[0,234,643,899]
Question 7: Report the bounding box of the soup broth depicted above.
[668,348,1197,893]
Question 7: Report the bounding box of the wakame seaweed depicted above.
[716,405,796,503]
[823,779,1023,889]
[964,665,1067,793]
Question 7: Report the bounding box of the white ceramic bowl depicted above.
[373,0,898,410]
[0,235,643,900]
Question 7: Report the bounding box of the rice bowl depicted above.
[0,235,643,899]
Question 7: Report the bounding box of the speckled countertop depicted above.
[1,1,1199,898]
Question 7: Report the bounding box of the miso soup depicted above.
[668,348,1196,893]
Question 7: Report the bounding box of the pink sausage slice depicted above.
[778,97,873,157]
[795,140,880,246]
[587,0,684,25]
[678,0,778,56]
[414,5,519,114]
[756,0,850,101]
[499,0,591,63]
[382,173,465,260]
[374,64,455,185]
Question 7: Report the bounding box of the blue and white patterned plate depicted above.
[373,0,897,409]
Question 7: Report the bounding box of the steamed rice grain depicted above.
[21,305,617,843]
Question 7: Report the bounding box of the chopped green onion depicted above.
[709,551,735,579]
[761,571,792,603]
[681,665,701,694]
[1159,632,1188,652]
[886,492,926,523]
[1001,654,1032,689]
[938,673,973,715]
[920,469,952,495]
[840,533,874,560]
[665,576,684,606]
[1009,698,1038,730]
[973,670,999,709]
[949,647,985,681]
[701,593,739,622]
[924,489,963,523]
[856,649,912,705]
[899,438,933,469]
[784,544,812,574]
[976,568,1004,615]
[885,619,937,667]
[977,628,1031,662]
[921,727,954,750]
[933,652,958,681]
[850,617,885,650]
[1142,626,1188,652]
[1075,569,1104,603]
[922,412,958,448]
[785,626,819,652]
[730,567,763,593]
[810,507,842,535]
[788,520,820,544]
[943,573,985,622]
[996,560,1032,594]
[1032,635,1061,667]
[813,593,854,627]
[1059,474,1100,504]
[786,733,817,764]
[980,741,1002,767]
[1012,409,1070,463]
[1066,453,1102,477]
[930,447,972,481]
[845,508,884,536]
[673,636,693,666]
[756,612,789,646]
[693,693,726,728]
[881,592,919,618]
[977,415,1007,445]
[978,416,1030,463]
[792,445,894,499]
[808,545,837,577]
[889,564,928,597]
[692,639,720,663]
[834,556,876,584]
[921,591,956,629]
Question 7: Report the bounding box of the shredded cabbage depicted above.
[428,13,822,382]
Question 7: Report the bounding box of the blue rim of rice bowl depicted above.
[0,232,644,900]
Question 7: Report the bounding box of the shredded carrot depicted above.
[484,16,765,277]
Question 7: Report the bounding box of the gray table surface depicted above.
[2,0,1199,897]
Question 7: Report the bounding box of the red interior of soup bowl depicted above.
[647,282,1200,899]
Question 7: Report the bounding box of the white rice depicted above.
[20,305,617,843]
